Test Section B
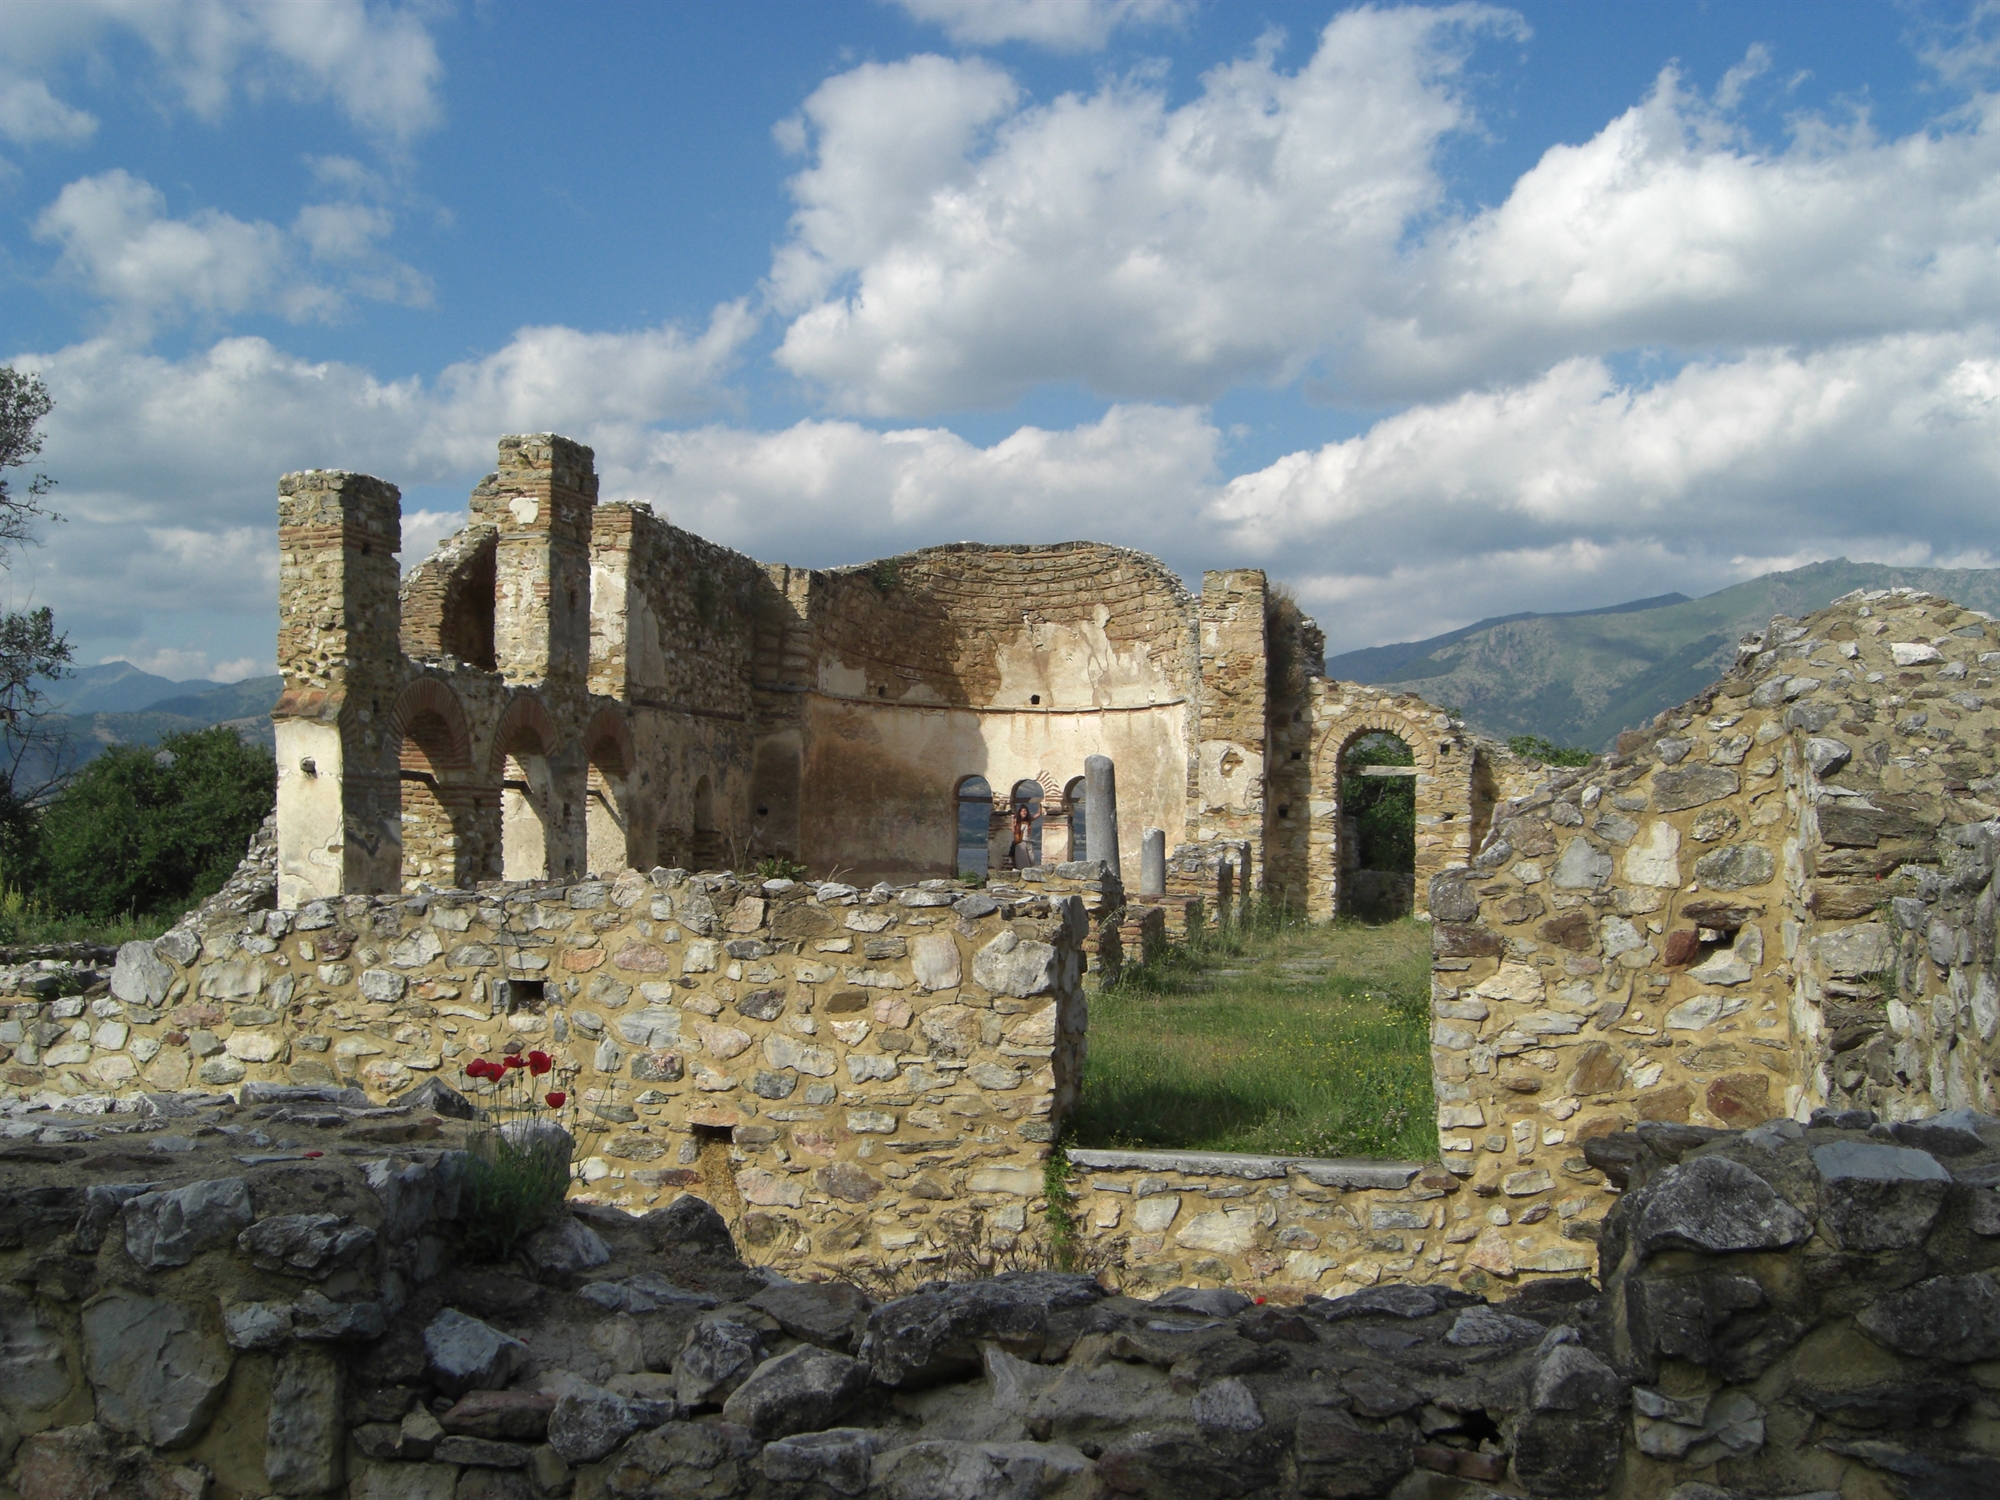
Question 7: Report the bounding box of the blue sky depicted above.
[4,0,2000,681]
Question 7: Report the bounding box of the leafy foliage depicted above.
[1341,731,1415,875]
[0,369,72,806]
[1506,733,1595,767]
[32,725,275,919]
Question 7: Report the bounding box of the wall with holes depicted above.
[4,868,1092,1280]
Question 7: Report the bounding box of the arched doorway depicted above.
[586,737,630,875]
[494,736,553,883]
[1008,779,1044,869]
[955,776,992,878]
[1339,730,1416,919]
[1063,776,1087,863]
[392,682,478,892]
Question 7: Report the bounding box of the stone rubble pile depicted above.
[2,1093,1997,1497]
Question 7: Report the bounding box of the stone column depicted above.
[479,433,597,877]
[1140,827,1165,897]
[1085,755,1121,877]
[273,469,403,904]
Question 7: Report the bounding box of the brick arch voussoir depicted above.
[583,705,634,778]
[490,691,562,777]
[388,676,475,776]
[1316,709,1442,785]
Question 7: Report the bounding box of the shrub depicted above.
[34,726,275,919]
[1506,733,1595,767]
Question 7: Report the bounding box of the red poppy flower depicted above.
[503,1054,527,1070]
[545,1091,567,1109]
[527,1050,552,1076]
[304,1151,323,1159]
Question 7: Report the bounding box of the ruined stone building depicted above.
[274,434,1485,919]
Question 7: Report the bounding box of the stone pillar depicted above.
[273,469,404,905]
[1140,827,1165,897]
[480,434,597,689]
[478,434,597,877]
[1086,755,1121,877]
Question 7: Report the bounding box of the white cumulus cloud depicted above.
[888,0,1189,51]
[0,0,444,143]
[32,169,429,334]
[771,6,1524,414]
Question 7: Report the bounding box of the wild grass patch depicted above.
[1070,914,1436,1162]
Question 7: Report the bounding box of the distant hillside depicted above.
[1326,559,2000,750]
[19,675,280,788]
[43,660,231,716]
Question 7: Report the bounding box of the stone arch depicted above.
[1304,693,1472,921]
[388,677,483,891]
[583,706,635,875]
[491,692,560,882]
[1008,778,1046,869]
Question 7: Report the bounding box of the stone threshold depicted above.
[1066,1145,1422,1189]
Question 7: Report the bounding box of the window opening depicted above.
[1008,779,1045,869]
[1064,776,1088,863]
[955,776,993,877]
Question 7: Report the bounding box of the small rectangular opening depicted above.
[497,978,546,1013]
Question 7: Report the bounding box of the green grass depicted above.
[1069,913,1437,1162]
[0,902,175,949]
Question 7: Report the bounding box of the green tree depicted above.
[0,367,72,810]
[35,726,275,919]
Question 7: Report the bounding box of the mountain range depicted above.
[1323,559,2000,751]
[21,663,280,788]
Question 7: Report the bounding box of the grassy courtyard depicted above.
[1067,914,1438,1163]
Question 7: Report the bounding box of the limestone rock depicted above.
[870,1439,1093,1500]
[439,1390,557,1442]
[0,1288,74,1419]
[722,1344,870,1439]
[81,1289,233,1447]
[388,1076,479,1118]
[1191,1377,1263,1432]
[111,941,174,1007]
[423,1309,529,1398]
[521,1214,611,1275]
[1811,1140,1950,1250]
[546,1385,676,1464]
[221,1300,293,1350]
[910,933,963,992]
[121,1176,254,1267]
[266,1344,344,1495]
[237,1212,376,1279]
[747,1279,871,1351]
[1857,1271,2000,1364]
[1653,767,1739,811]
[972,930,1058,998]
[11,1423,214,1500]
[1632,1156,1811,1258]
[860,1271,1104,1387]
[761,1427,881,1496]
[674,1318,766,1405]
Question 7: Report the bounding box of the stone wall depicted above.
[4,1102,1997,1499]
[1427,585,2000,1287]
[1305,683,1476,921]
[0,869,1089,1283]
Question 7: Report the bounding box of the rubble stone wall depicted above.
[4,1102,1997,1500]
[1,869,1090,1283]
[1429,585,2000,1289]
